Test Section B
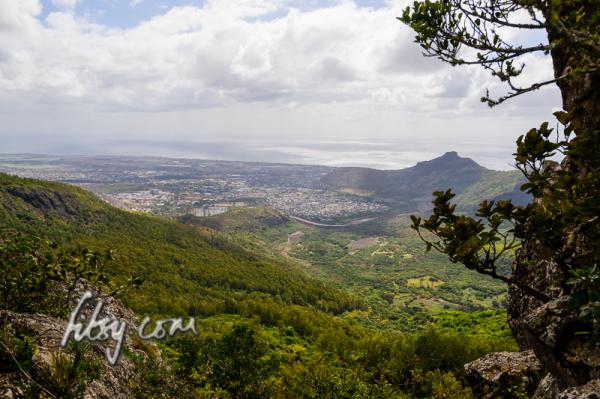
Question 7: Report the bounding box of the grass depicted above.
[406,276,445,289]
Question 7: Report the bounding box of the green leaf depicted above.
[553,110,570,125]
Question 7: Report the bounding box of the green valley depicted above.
[184,207,510,330]
[0,172,517,398]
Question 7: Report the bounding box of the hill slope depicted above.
[180,207,290,233]
[0,172,520,398]
[197,208,512,321]
[0,173,359,316]
[321,151,526,211]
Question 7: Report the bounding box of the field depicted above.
[199,208,509,331]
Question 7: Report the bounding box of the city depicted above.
[0,154,389,222]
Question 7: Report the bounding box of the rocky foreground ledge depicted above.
[465,351,600,398]
[0,308,137,399]
[0,285,154,399]
[463,294,600,398]
[464,235,600,398]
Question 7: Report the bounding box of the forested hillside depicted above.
[0,173,359,316]
[184,207,512,327]
[0,173,517,398]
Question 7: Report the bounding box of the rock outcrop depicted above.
[558,379,600,399]
[7,186,80,219]
[464,350,544,398]
[465,253,600,397]
[0,284,154,399]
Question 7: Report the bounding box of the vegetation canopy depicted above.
[403,1,600,334]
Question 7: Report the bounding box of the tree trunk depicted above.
[506,2,600,390]
[545,2,600,131]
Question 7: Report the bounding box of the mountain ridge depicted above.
[321,151,527,211]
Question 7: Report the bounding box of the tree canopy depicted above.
[399,0,599,109]
[402,2,600,391]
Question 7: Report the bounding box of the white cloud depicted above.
[1,0,527,111]
[0,0,561,167]
[0,0,42,30]
[130,0,143,7]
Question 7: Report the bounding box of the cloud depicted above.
[0,0,562,166]
[130,0,143,7]
[0,0,41,30]
[2,0,547,112]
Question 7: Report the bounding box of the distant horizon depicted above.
[0,143,520,172]
[1,0,560,172]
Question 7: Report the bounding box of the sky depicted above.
[0,0,562,170]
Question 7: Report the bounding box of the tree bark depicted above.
[506,2,600,389]
[544,2,600,131]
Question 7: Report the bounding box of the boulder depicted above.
[464,350,544,398]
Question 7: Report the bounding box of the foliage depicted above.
[0,173,519,397]
[181,207,289,233]
[410,369,473,399]
[163,317,513,398]
[0,172,359,317]
[33,343,102,399]
[430,309,513,338]
[171,323,277,398]
[399,0,599,106]
[403,1,600,336]
[0,327,36,374]
[0,328,101,399]
[273,356,376,399]
[229,213,510,324]
[128,346,198,399]
[0,232,140,317]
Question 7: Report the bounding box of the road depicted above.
[289,215,377,228]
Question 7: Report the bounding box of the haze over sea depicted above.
[0,0,560,173]
[2,139,517,171]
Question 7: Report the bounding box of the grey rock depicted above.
[532,374,561,399]
[558,379,600,399]
[464,350,544,398]
[0,285,151,399]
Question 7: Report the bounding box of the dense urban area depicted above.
[0,154,389,221]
